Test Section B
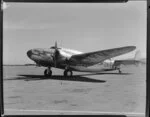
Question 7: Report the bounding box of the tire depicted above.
[118,69,122,74]
[64,70,67,77]
[44,69,52,77]
[64,70,73,77]
[44,69,48,77]
[48,70,52,76]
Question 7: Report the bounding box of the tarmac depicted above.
[3,65,146,116]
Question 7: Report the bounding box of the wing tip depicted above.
[126,46,136,51]
[130,46,136,50]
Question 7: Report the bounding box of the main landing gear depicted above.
[64,69,73,77]
[44,67,73,77]
[44,67,52,77]
[114,66,122,74]
[117,68,122,74]
[118,69,122,74]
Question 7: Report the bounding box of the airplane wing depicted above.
[68,46,136,66]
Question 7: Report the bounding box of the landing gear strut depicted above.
[64,69,73,77]
[114,66,122,74]
[44,67,52,77]
[118,68,122,74]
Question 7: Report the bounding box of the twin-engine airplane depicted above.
[27,42,139,77]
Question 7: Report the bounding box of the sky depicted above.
[3,1,146,65]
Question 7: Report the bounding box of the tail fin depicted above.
[134,50,146,66]
[134,50,141,60]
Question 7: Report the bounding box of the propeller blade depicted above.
[55,41,57,49]
[53,41,59,67]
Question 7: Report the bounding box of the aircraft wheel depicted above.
[64,70,73,77]
[118,69,122,74]
[44,69,52,77]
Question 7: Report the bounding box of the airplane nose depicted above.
[27,50,32,58]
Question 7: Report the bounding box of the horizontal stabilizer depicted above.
[114,60,140,66]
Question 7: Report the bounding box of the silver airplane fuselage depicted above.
[27,47,115,72]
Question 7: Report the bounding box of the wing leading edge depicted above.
[68,46,136,66]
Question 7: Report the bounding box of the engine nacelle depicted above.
[54,50,71,64]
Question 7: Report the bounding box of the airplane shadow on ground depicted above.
[76,72,132,77]
[5,72,132,83]
[11,75,106,83]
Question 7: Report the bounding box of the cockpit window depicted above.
[32,49,39,54]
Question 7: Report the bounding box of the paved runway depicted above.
[3,65,146,116]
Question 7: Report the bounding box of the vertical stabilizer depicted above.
[134,50,141,60]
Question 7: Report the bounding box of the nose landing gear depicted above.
[44,67,52,77]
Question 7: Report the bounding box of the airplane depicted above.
[27,42,139,77]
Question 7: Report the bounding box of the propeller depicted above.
[51,41,70,68]
[52,41,59,67]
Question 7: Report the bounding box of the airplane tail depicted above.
[133,50,146,66]
[113,50,143,67]
[134,50,141,61]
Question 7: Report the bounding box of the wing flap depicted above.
[69,46,136,66]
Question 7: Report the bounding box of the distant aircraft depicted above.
[27,42,139,77]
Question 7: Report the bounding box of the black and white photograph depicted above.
[3,1,146,116]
